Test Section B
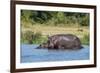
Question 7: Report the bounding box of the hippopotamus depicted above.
[36,34,83,50]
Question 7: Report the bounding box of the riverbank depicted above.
[21,25,89,45]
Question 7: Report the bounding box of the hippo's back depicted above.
[51,34,78,41]
[50,34,82,49]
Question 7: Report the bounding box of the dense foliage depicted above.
[21,10,89,27]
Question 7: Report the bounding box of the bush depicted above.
[21,31,45,44]
[21,31,34,44]
[80,34,89,45]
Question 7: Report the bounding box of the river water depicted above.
[21,44,89,63]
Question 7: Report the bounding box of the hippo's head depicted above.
[36,42,48,49]
[47,38,54,49]
[40,43,48,48]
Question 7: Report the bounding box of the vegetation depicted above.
[21,10,90,45]
[21,10,89,27]
[21,31,47,44]
[80,34,89,45]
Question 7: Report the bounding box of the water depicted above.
[21,44,89,63]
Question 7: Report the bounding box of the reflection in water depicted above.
[21,44,89,63]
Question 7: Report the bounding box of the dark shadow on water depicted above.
[35,47,84,52]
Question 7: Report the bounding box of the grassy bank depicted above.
[21,25,89,45]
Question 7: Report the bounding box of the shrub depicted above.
[21,31,44,44]
[81,34,89,45]
[21,31,34,44]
